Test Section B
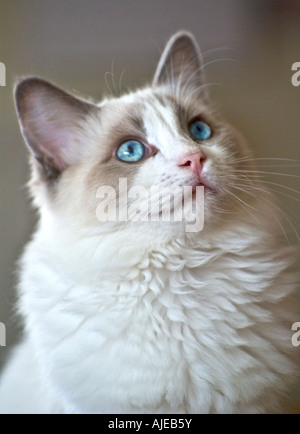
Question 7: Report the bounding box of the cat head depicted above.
[15,31,253,240]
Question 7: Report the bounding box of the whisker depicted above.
[104,71,114,97]
[223,188,259,219]
[202,47,236,57]
[253,186,300,203]
[227,190,294,244]
[118,69,126,96]
[253,180,300,196]
[235,157,300,164]
[198,57,240,71]
[110,59,119,96]
[239,164,300,168]
[224,177,300,243]
[233,169,300,178]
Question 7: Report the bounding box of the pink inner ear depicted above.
[24,104,83,172]
[38,125,76,171]
[17,79,94,174]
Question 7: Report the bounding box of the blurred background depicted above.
[0,0,299,411]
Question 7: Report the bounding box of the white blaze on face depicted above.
[142,97,192,161]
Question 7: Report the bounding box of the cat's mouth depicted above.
[190,177,217,195]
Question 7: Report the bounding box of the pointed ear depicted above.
[15,78,96,181]
[153,31,208,101]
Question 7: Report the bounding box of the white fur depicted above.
[0,204,297,413]
[0,32,298,414]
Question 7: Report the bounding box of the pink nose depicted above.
[177,151,205,177]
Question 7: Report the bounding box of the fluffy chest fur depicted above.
[17,218,297,414]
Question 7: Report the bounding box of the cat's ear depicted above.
[15,78,96,181]
[153,31,208,101]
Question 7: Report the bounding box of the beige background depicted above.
[0,0,299,409]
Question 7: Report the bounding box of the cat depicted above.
[0,31,299,414]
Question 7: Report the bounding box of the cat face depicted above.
[15,31,253,238]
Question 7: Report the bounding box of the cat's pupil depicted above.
[189,120,212,141]
[116,140,146,163]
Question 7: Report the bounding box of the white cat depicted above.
[0,31,298,414]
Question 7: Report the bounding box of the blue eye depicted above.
[189,120,212,141]
[116,140,146,163]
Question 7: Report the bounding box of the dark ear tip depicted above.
[14,77,51,98]
[14,77,46,115]
[153,30,204,89]
[165,30,199,49]
[168,30,196,42]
